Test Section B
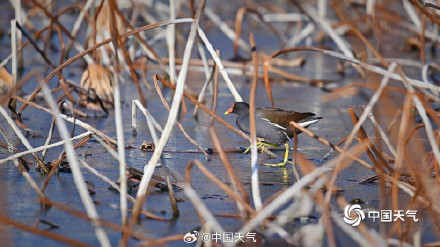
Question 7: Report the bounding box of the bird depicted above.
[224,102,322,167]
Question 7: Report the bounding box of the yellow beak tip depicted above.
[224,111,230,115]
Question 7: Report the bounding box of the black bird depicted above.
[225,102,322,166]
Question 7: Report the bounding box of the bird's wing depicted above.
[256,107,316,128]
[259,117,286,130]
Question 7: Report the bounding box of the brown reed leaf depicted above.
[348,108,394,174]
[0,67,13,95]
[80,63,114,108]
[96,3,125,40]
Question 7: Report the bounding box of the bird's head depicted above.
[224,102,249,115]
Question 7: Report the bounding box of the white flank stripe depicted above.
[261,118,287,130]
[298,119,320,128]
[282,131,291,141]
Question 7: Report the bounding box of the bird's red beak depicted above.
[224,104,234,115]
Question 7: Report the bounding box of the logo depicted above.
[183,231,198,243]
[344,204,365,226]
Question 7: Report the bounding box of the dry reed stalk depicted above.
[294,2,355,59]
[166,175,179,219]
[262,46,407,106]
[196,36,212,83]
[94,2,125,64]
[0,124,46,200]
[0,214,93,247]
[78,160,135,203]
[167,0,177,83]
[109,5,148,111]
[65,0,94,54]
[131,0,206,222]
[41,135,91,192]
[233,6,286,58]
[38,198,152,241]
[80,154,176,222]
[0,106,47,172]
[290,121,377,170]
[408,0,440,27]
[290,125,301,182]
[420,16,427,64]
[192,64,215,118]
[210,128,249,219]
[10,20,17,93]
[184,159,289,239]
[338,191,384,246]
[0,39,28,69]
[27,0,75,41]
[197,27,243,102]
[329,211,371,247]
[311,187,336,247]
[182,184,226,238]
[135,234,185,247]
[238,143,368,235]
[349,109,394,173]
[152,77,209,159]
[108,0,128,226]
[287,22,315,47]
[262,13,305,22]
[91,134,118,159]
[18,18,194,115]
[294,151,379,246]
[366,109,397,158]
[248,33,263,210]
[403,0,422,31]
[292,119,440,218]
[326,82,407,95]
[395,94,413,170]
[13,95,117,146]
[12,0,22,66]
[325,63,396,203]
[156,74,249,138]
[185,159,263,214]
[41,101,76,161]
[161,57,252,69]
[204,8,251,53]
[262,55,306,67]
[131,100,160,144]
[14,22,77,104]
[331,2,389,66]
[321,87,359,101]
[155,63,268,79]
[404,123,426,145]
[41,84,110,247]
[397,67,440,170]
[210,50,220,125]
[0,131,91,165]
[268,65,325,86]
[306,163,379,246]
[112,8,169,74]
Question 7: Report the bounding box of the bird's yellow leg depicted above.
[264,143,290,167]
[243,142,265,154]
[282,167,288,183]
